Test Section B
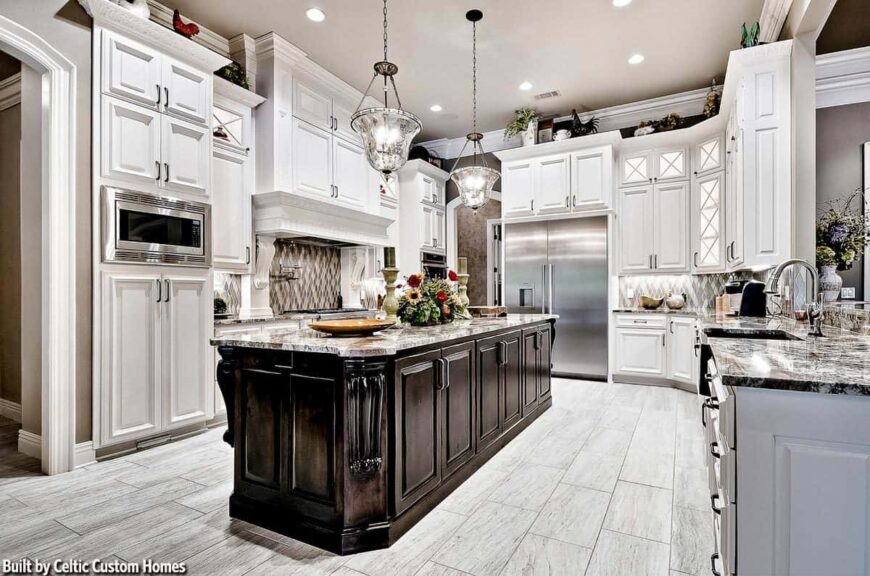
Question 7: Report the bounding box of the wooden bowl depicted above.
[639,295,664,310]
[308,318,395,336]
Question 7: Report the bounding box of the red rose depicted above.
[407,274,422,288]
[436,290,448,302]
[448,270,458,281]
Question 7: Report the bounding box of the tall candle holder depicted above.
[381,267,399,321]
[457,273,470,308]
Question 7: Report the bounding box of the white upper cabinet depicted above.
[655,147,689,182]
[162,59,210,125]
[620,150,652,186]
[161,115,210,196]
[571,146,612,211]
[502,161,536,218]
[621,147,689,185]
[618,185,654,273]
[102,96,161,185]
[421,175,437,205]
[653,181,690,272]
[693,171,725,273]
[421,204,434,249]
[293,77,333,130]
[332,98,360,144]
[432,208,445,251]
[535,155,571,214]
[695,135,724,176]
[292,117,334,200]
[102,31,162,108]
[212,148,251,270]
[333,138,368,210]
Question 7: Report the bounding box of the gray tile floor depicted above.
[0,379,713,576]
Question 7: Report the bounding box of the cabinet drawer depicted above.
[615,314,668,328]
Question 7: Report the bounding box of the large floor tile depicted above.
[581,427,633,457]
[432,501,537,576]
[487,464,564,511]
[438,467,509,516]
[530,483,611,548]
[603,481,673,544]
[670,506,714,576]
[598,405,642,432]
[182,532,280,576]
[585,530,670,576]
[525,434,586,470]
[562,451,624,493]
[499,534,592,576]
[673,466,710,512]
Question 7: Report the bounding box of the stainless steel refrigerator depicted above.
[504,217,608,380]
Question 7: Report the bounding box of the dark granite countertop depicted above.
[701,314,870,396]
[212,314,557,357]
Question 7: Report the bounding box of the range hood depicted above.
[253,191,395,248]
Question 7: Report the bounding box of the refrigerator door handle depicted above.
[549,264,555,314]
[541,264,547,313]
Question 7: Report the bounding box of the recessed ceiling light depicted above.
[519,81,533,91]
[429,104,442,112]
[305,8,326,22]
[628,53,645,65]
[612,0,632,6]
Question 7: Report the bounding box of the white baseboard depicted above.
[18,430,41,459]
[0,398,22,422]
[74,441,96,468]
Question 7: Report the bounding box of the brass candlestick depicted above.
[457,273,470,307]
[382,267,399,321]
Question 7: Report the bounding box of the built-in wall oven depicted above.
[102,186,211,267]
[421,251,447,279]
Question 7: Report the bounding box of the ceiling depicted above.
[169,0,761,141]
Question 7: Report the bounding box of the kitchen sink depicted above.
[704,328,803,341]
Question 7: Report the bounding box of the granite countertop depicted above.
[211,314,557,357]
[214,313,310,326]
[613,307,704,316]
[702,314,870,396]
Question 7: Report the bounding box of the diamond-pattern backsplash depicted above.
[618,271,764,310]
[269,241,341,312]
[214,272,241,314]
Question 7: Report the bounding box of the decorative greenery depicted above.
[504,107,538,140]
[657,112,682,131]
[215,62,250,90]
[397,272,466,326]
[741,22,760,49]
[816,188,868,271]
[214,296,228,315]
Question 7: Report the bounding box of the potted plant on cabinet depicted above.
[504,107,538,147]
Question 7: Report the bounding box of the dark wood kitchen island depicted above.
[212,314,556,555]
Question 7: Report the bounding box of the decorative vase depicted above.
[381,267,399,321]
[457,273,470,307]
[819,265,842,302]
[522,120,537,147]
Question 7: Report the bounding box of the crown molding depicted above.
[397,159,451,182]
[759,0,793,43]
[255,32,308,65]
[0,72,21,111]
[146,0,230,58]
[816,47,870,108]
[214,76,266,108]
[79,0,230,72]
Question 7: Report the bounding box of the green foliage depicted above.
[397,274,466,326]
[214,296,228,314]
[741,22,760,49]
[504,107,538,140]
[816,188,868,271]
[215,62,250,90]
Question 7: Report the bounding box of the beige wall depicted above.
[0,96,21,406]
[2,1,92,443]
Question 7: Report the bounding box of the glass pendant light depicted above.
[351,0,422,176]
[449,9,500,211]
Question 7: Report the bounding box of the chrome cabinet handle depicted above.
[156,279,161,303]
[710,494,722,515]
[246,246,251,265]
[164,279,170,302]
[711,553,722,576]
[164,87,169,110]
[710,441,721,459]
[164,163,169,183]
[155,161,161,181]
[693,251,699,268]
[155,84,161,107]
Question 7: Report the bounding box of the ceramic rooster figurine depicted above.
[172,9,200,38]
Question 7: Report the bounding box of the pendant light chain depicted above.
[383,0,389,62]
[472,20,477,134]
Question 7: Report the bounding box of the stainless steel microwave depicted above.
[102,186,211,267]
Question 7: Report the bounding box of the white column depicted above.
[239,235,275,319]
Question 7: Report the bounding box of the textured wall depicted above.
[456,200,502,306]
[0,99,21,405]
[269,242,341,312]
[816,102,870,299]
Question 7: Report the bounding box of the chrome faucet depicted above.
[764,259,824,336]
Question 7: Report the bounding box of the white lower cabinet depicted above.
[614,313,697,387]
[667,316,697,385]
[614,327,666,377]
[101,267,212,446]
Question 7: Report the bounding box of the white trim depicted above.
[0,13,78,475]
[74,441,96,468]
[146,0,231,58]
[18,430,41,460]
[0,71,21,111]
[759,0,794,43]
[0,398,22,422]
[816,47,870,109]
[214,76,265,109]
[446,196,460,272]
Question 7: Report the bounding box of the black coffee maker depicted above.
[739,280,767,317]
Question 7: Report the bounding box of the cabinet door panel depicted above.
[292,118,333,200]
[535,155,571,214]
[161,115,210,197]
[212,149,251,271]
[476,335,503,449]
[695,135,723,175]
[618,185,654,273]
[621,151,651,186]
[289,373,336,502]
[102,31,161,108]
[522,330,539,414]
[502,161,535,218]
[102,273,161,445]
[333,138,368,210]
[571,147,612,211]
[293,78,333,131]
[332,98,360,144]
[656,147,689,182]
[693,172,725,273]
[432,209,445,252]
[162,58,210,125]
[503,331,523,430]
[239,367,284,489]
[654,181,690,272]
[614,328,666,377]
[667,317,696,385]
[162,274,210,430]
[102,96,161,186]
[539,326,552,401]
[442,342,475,477]
[421,205,434,249]
[393,351,442,515]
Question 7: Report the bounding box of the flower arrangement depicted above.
[398,272,466,326]
[504,107,538,140]
[816,188,868,270]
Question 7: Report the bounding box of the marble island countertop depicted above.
[702,314,870,396]
[212,314,557,357]
[613,307,705,316]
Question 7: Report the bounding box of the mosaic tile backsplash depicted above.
[269,241,341,312]
[214,272,241,315]
[618,272,762,310]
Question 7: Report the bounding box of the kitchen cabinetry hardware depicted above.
[164,163,169,182]
[702,397,719,427]
[156,84,161,107]
[156,279,161,302]
[635,319,648,323]
[711,553,722,576]
[694,251,699,267]
[530,199,534,211]
[710,441,721,459]
[155,161,160,181]
[670,320,674,334]
[711,493,722,515]
[164,279,170,302]
[246,247,250,265]
[164,87,169,110]
[572,195,577,207]
[565,195,569,207]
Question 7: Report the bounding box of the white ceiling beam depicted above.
[759,0,794,43]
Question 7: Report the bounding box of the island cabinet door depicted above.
[393,350,443,516]
[441,342,476,478]
[538,325,552,402]
[502,331,523,431]
[522,329,540,415]
[476,334,504,450]
[238,365,287,491]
